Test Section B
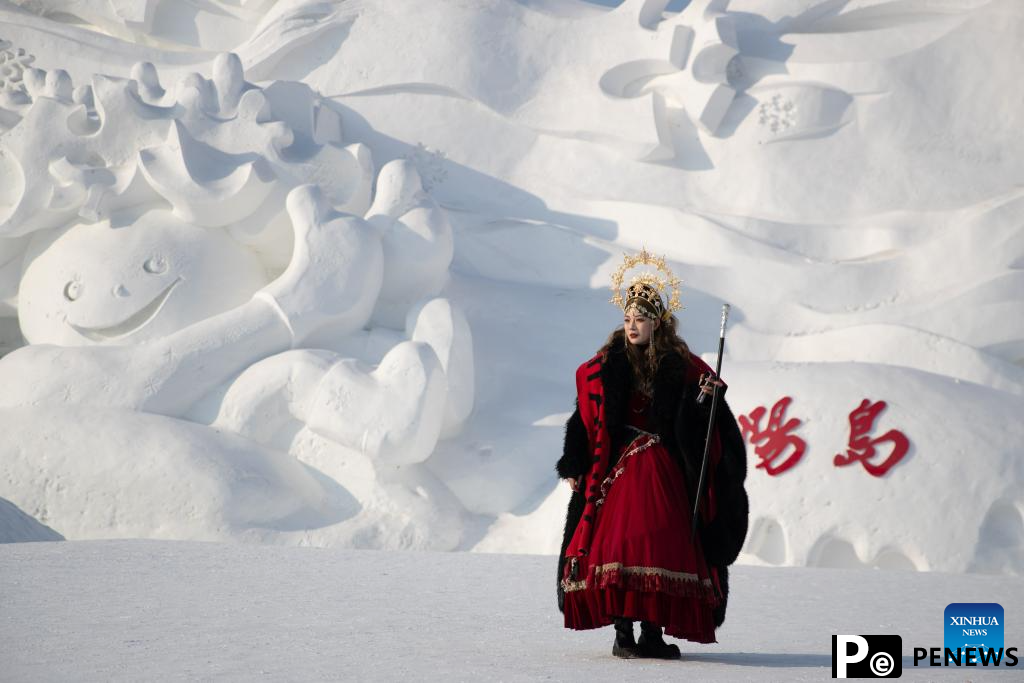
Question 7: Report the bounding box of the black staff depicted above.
[691,303,730,540]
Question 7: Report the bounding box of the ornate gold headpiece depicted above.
[609,247,682,320]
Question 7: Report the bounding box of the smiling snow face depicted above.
[18,211,269,346]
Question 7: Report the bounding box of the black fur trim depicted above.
[555,404,590,481]
[699,400,749,568]
[600,343,631,465]
[556,488,584,612]
[712,565,729,628]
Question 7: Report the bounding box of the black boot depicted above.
[612,618,640,659]
[638,621,681,659]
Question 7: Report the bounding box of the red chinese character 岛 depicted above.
[738,396,807,476]
[834,399,909,477]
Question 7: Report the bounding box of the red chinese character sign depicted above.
[833,399,910,477]
[738,397,910,476]
[738,396,807,476]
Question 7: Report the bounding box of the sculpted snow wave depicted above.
[0,54,474,548]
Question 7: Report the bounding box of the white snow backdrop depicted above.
[1,0,1023,579]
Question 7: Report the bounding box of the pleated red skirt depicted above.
[562,433,720,643]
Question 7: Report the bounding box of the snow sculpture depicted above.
[670,0,740,135]
[1,184,385,419]
[0,404,333,543]
[595,0,985,150]
[0,39,34,130]
[0,53,474,544]
[4,181,460,465]
[18,210,268,346]
[367,159,455,329]
[0,52,367,238]
[407,297,474,437]
[595,0,741,149]
[2,0,282,51]
[0,0,1018,572]
[11,0,161,43]
[214,339,447,468]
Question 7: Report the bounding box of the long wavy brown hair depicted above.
[597,314,691,395]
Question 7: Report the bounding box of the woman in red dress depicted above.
[556,252,749,659]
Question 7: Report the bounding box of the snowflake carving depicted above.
[757,94,797,134]
[0,39,35,94]
[0,39,35,131]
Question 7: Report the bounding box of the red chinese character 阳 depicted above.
[738,396,807,476]
[833,399,909,477]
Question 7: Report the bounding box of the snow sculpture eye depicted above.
[143,255,168,274]
[63,280,83,302]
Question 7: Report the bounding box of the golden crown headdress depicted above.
[609,248,682,320]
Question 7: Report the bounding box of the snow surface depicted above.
[0,0,1022,578]
[2,540,1023,681]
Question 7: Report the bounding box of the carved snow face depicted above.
[18,210,268,346]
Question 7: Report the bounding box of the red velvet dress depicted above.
[562,389,720,642]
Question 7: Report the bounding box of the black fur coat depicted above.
[555,338,749,628]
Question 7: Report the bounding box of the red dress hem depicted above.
[562,390,721,644]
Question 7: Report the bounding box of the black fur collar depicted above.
[599,336,691,455]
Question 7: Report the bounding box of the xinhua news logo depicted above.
[909,602,1018,668]
[832,635,902,678]
[944,603,1003,665]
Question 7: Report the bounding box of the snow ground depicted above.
[2,540,1022,682]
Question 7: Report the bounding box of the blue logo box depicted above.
[944,603,1004,666]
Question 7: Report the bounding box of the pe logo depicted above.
[832,635,902,678]
[944,603,1003,666]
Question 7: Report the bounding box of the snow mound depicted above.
[0,406,335,541]
[0,496,63,543]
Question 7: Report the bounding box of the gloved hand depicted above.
[696,371,726,404]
